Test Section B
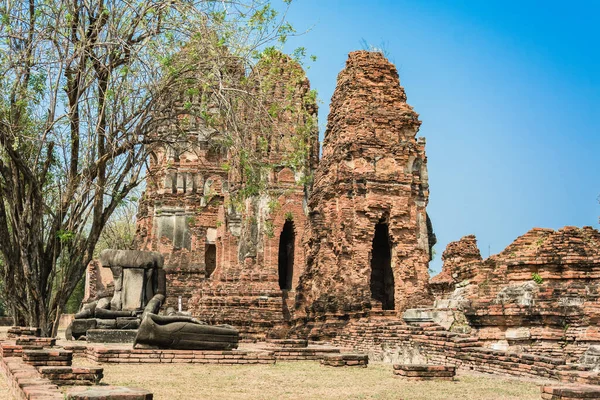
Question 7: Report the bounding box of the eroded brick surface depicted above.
[432,226,600,360]
[131,52,318,340]
[293,51,435,339]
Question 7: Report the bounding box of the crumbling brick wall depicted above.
[433,226,600,360]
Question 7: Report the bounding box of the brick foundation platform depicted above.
[23,349,73,367]
[67,386,153,399]
[393,364,456,381]
[541,385,600,399]
[0,343,28,358]
[86,347,276,364]
[320,354,368,367]
[39,366,104,386]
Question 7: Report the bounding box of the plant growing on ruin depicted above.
[264,220,275,238]
[0,0,306,335]
[531,273,544,284]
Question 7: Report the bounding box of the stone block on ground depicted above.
[67,385,153,400]
[402,309,434,323]
[116,317,140,330]
[22,349,73,367]
[393,364,456,381]
[71,319,98,338]
[320,353,368,367]
[16,336,56,347]
[86,329,137,343]
[541,385,600,399]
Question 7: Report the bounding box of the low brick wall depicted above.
[0,356,63,400]
[39,366,104,386]
[7,327,40,338]
[321,354,368,367]
[15,336,56,347]
[333,319,588,381]
[393,364,456,381]
[541,385,600,399]
[83,347,276,364]
[65,343,341,364]
[270,346,340,361]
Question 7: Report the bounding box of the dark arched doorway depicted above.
[370,222,395,310]
[278,220,295,290]
[205,244,216,278]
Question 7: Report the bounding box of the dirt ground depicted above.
[95,360,543,400]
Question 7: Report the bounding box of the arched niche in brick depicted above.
[278,220,295,290]
[370,221,395,310]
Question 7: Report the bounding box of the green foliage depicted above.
[531,272,543,285]
[285,211,293,221]
[57,230,76,243]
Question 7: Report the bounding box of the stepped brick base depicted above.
[38,366,104,386]
[0,356,63,400]
[1,343,28,358]
[67,386,153,399]
[7,327,41,338]
[320,354,368,367]
[23,349,73,367]
[393,364,456,381]
[541,385,600,399]
[15,336,56,347]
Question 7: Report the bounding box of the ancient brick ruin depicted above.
[8,48,600,398]
[130,51,437,340]
[73,48,600,380]
[431,226,600,361]
[293,51,435,338]
[134,52,318,339]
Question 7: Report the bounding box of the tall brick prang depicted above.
[293,51,435,338]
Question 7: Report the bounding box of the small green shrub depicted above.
[531,273,543,284]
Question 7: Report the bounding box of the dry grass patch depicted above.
[97,361,542,400]
[0,373,9,400]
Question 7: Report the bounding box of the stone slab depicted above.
[541,385,600,399]
[402,308,434,323]
[67,385,153,400]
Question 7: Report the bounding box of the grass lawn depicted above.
[96,361,543,400]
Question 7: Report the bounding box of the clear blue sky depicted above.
[282,0,600,273]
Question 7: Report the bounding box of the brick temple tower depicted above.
[136,52,318,339]
[294,51,436,338]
